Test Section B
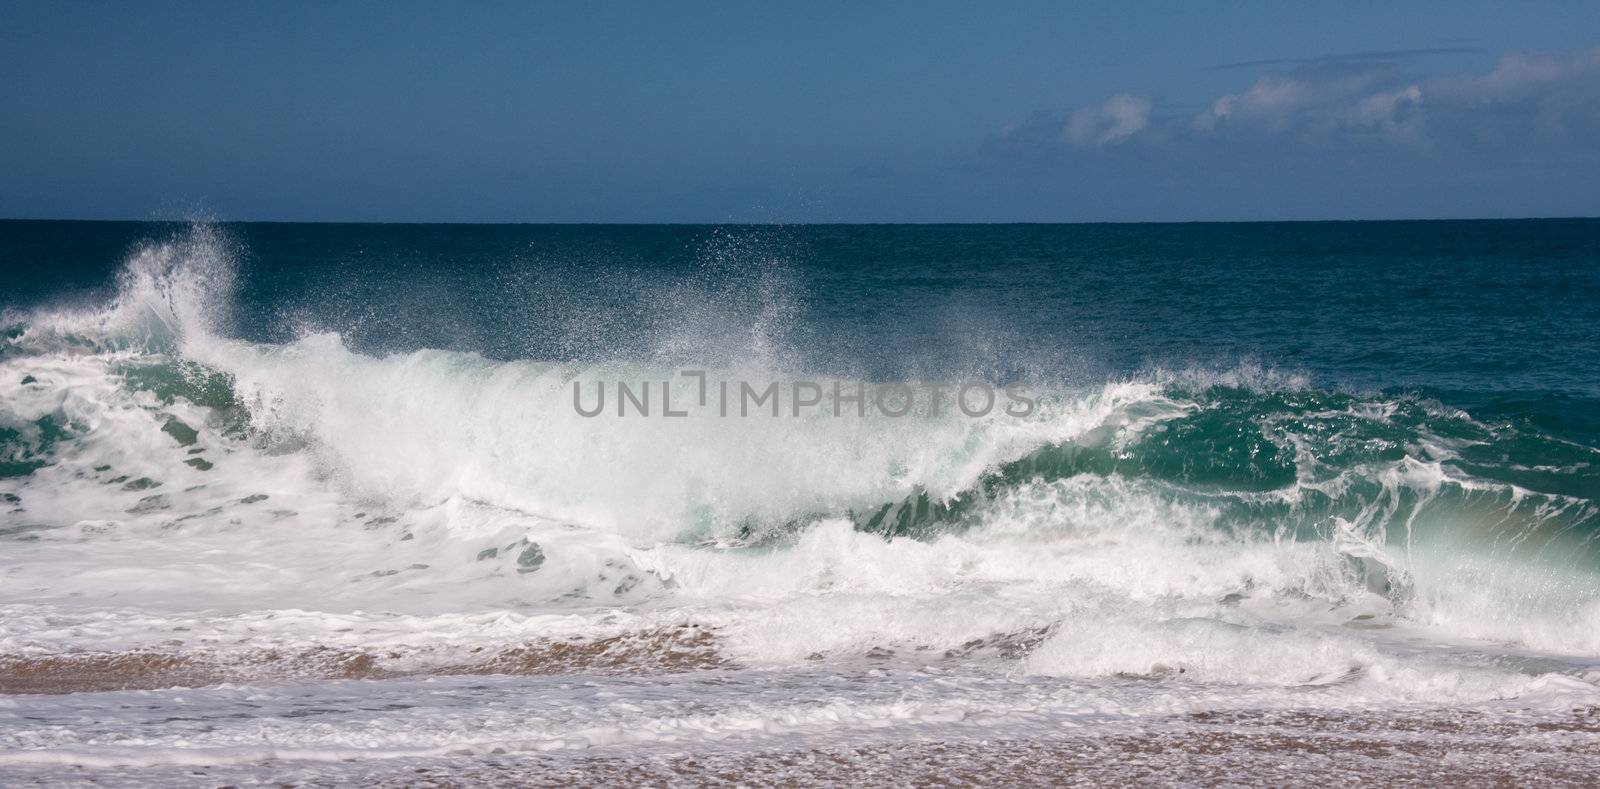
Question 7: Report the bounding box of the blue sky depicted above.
[2,1,1597,222]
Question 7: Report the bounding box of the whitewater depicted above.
[3,222,1600,784]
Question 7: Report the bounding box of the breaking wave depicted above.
[3,224,1600,698]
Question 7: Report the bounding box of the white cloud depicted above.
[1191,69,1423,145]
[1458,48,1600,99]
[1427,48,1600,147]
[1189,46,1599,149]
[1062,94,1151,146]
[1014,46,1600,155]
[1196,75,1309,132]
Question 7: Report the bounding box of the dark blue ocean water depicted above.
[6,217,1598,418]
[5,219,1596,381]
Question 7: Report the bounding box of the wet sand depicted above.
[9,710,1599,787]
[0,625,725,694]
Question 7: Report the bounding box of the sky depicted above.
[1,1,1597,222]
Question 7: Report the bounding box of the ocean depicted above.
[2,219,1599,784]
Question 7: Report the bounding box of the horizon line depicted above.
[1,214,1597,227]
